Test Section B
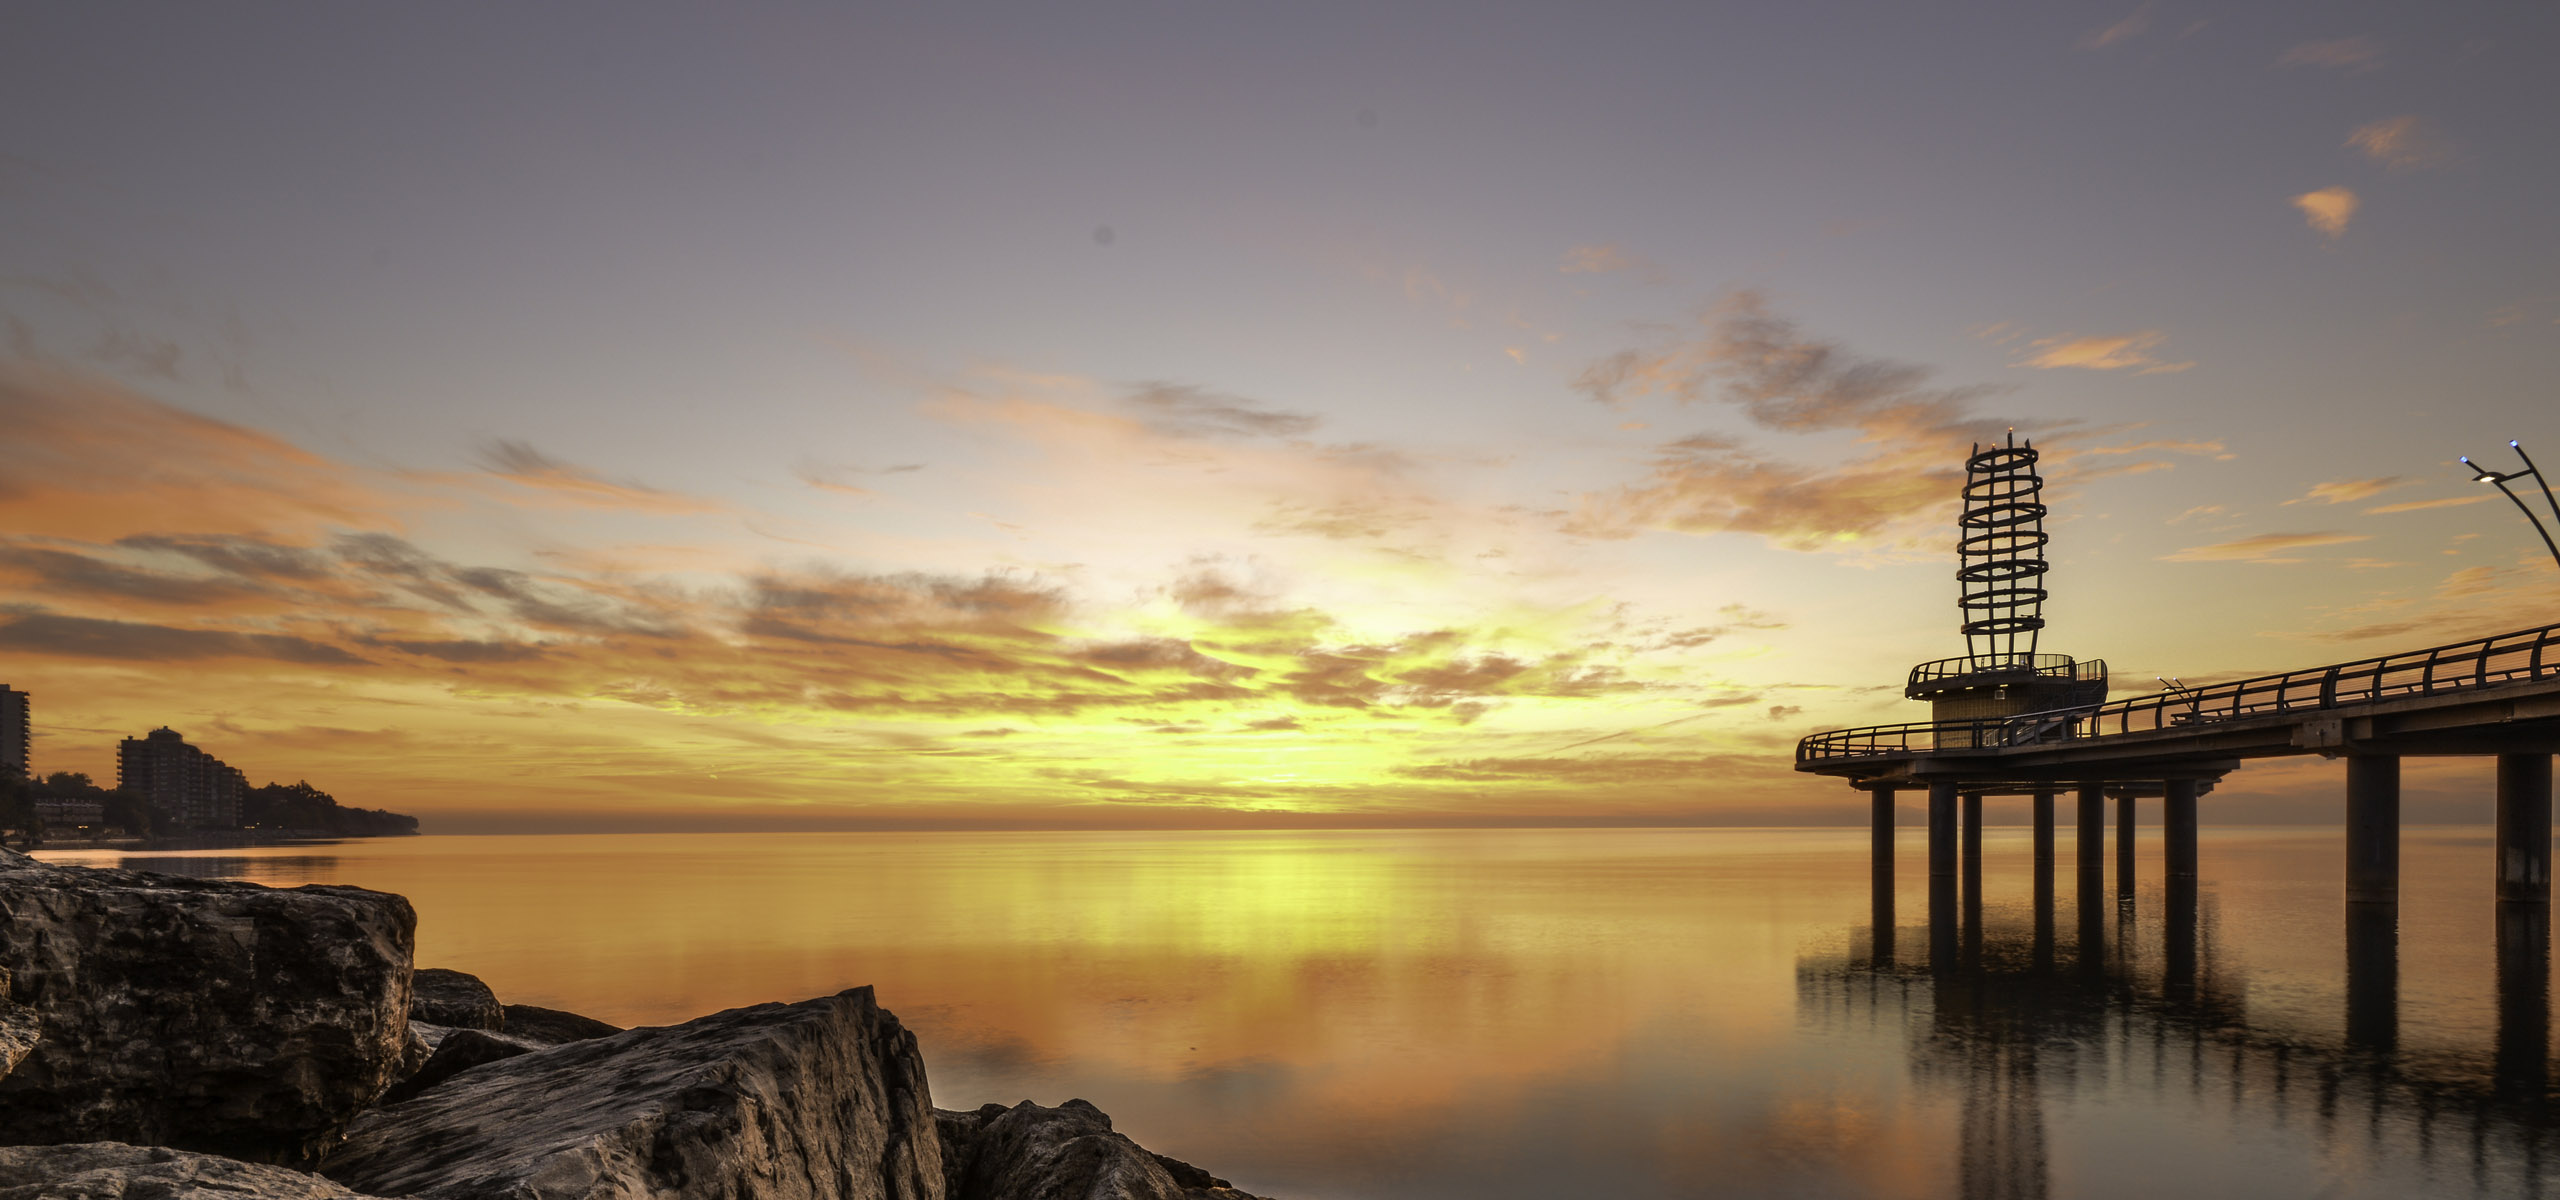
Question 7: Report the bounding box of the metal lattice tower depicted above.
[1957,432,2049,663]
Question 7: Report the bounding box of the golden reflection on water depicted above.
[37,827,2560,1199]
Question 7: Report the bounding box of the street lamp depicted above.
[2459,440,2560,573]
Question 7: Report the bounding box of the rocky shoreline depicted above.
[0,847,1272,1200]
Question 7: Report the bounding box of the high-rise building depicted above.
[116,727,244,829]
[0,686,27,780]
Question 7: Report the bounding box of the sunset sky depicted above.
[3,4,2555,830]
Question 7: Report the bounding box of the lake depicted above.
[36,827,2560,1198]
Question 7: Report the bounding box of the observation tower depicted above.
[1904,432,2107,740]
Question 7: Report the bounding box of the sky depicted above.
[2,2,2556,831]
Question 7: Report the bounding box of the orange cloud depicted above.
[2365,494,2494,515]
[2292,187,2359,239]
[2160,531,2371,563]
[2017,331,2195,374]
[0,360,404,541]
[2347,116,2449,171]
[2283,476,2402,505]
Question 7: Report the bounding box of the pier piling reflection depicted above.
[1815,871,2560,1200]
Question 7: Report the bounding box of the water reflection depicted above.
[1814,873,2560,1199]
[112,855,344,885]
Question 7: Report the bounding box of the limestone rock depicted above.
[322,986,942,1200]
[376,1027,549,1106]
[0,966,36,1082]
[0,1142,398,1199]
[409,967,503,1031]
[935,1100,1273,1200]
[499,1002,621,1045]
[0,849,415,1161]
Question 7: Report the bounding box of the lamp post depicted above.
[2460,441,2560,574]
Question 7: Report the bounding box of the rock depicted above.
[0,848,416,1161]
[0,1142,398,1199]
[408,968,502,1031]
[498,1002,621,1045]
[935,1099,1274,1200]
[375,1027,548,1106]
[322,986,942,1200]
[0,966,36,1083]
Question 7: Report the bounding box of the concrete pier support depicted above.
[2076,782,2104,878]
[1871,786,1897,875]
[2164,778,2199,881]
[2345,902,2398,1053]
[1962,791,1984,901]
[2032,790,2055,867]
[2345,755,2401,906]
[2116,793,2136,900]
[2497,754,2552,905]
[1929,782,1959,880]
[2496,902,2549,1097]
[2074,857,2106,977]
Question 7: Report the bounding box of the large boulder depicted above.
[500,1002,621,1044]
[322,986,943,1200]
[0,966,36,1082]
[0,1141,398,1199]
[935,1100,1272,1200]
[376,1027,550,1106]
[408,968,502,1031]
[0,848,416,1161]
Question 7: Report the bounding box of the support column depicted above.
[2496,903,2549,1097]
[2165,777,2199,881]
[1962,791,1984,899]
[2116,792,2136,900]
[2032,789,2055,868]
[1870,787,1897,970]
[2345,902,2398,1052]
[2075,853,2107,977]
[2346,756,2401,906]
[2076,782,2104,877]
[2497,754,2552,905]
[1929,782,1959,880]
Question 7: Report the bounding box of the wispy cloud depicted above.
[2017,330,2195,374]
[2365,494,2493,515]
[1123,382,1319,440]
[2277,36,2383,71]
[2078,5,2151,49]
[2347,116,2450,171]
[2284,476,2402,506]
[2292,186,2359,239]
[476,440,724,514]
[2161,531,2372,563]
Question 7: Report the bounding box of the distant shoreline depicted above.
[17,828,420,853]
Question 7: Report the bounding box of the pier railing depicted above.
[1799,619,2560,764]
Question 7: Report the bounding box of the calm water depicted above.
[37,828,2560,1198]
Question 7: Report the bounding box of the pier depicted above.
[1797,433,2560,1065]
